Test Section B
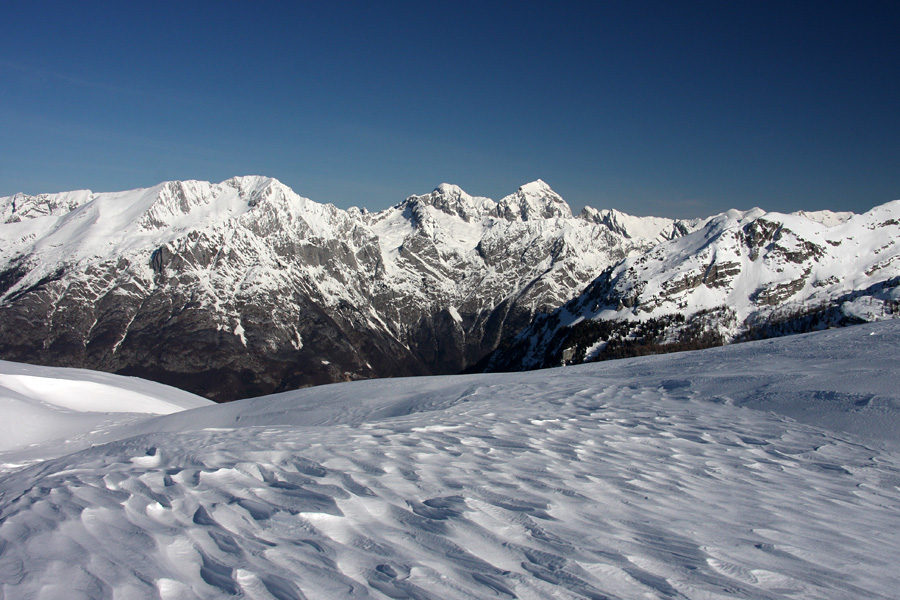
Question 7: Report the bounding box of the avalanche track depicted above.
[1,322,899,599]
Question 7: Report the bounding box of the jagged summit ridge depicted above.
[401,183,495,223]
[498,179,573,221]
[399,179,573,223]
[579,206,703,242]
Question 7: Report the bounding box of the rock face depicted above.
[0,177,696,400]
[487,203,900,371]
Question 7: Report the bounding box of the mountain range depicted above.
[487,201,900,371]
[2,177,898,400]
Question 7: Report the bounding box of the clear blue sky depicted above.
[2,1,898,218]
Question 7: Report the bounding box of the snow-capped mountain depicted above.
[0,177,695,400]
[488,201,900,371]
[2,321,899,598]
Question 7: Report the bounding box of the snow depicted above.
[1,321,900,598]
[583,338,607,360]
[447,306,462,323]
[233,322,247,346]
[0,361,212,458]
[792,208,854,227]
[0,177,328,299]
[0,374,197,415]
[581,206,692,241]
[498,179,574,220]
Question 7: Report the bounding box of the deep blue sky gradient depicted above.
[2,1,898,217]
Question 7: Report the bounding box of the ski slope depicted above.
[1,322,899,599]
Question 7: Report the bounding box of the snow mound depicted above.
[1,322,899,598]
[0,361,211,455]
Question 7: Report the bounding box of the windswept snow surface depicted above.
[2,322,900,599]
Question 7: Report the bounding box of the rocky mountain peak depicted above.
[403,184,496,223]
[222,176,291,208]
[498,180,572,221]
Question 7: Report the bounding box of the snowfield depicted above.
[1,322,899,599]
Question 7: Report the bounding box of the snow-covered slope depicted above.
[490,201,900,370]
[0,178,696,400]
[0,360,211,470]
[0,321,898,599]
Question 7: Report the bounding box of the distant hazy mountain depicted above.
[0,177,697,400]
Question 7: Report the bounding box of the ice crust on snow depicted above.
[1,321,900,598]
